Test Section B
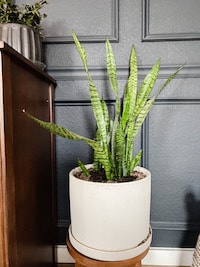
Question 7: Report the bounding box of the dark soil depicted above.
[75,168,146,183]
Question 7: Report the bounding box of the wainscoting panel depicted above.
[41,0,119,43]
[142,0,200,41]
[147,101,200,246]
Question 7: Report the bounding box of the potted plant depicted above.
[24,32,184,261]
[0,0,47,63]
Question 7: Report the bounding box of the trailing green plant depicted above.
[0,0,47,29]
[25,31,184,181]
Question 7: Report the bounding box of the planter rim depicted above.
[70,164,151,186]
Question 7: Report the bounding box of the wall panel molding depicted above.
[47,64,200,81]
[57,218,200,246]
[42,0,119,43]
[152,221,200,231]
[142,0,200,42]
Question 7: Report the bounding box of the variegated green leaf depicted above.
[121,45,138,130]
[134,60,160,118]
[93,128,102,171]
[155,64,185,97]
[114,121,125,178]
[72,32,112,178]
[121,45,138,172]
[110,116,119,168]
[133,97,155,139]
[88,79,107,144]
[106,38,120,118]
[73,32,108,148]
[101,99,110,134]
[125,97,154,172]
[88,81,113,178]
[130,149,142,172]
[78,159,90,176]
[72,31,89,73]
[25,111,100,150]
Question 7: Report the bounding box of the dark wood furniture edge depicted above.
[0,41,56,86]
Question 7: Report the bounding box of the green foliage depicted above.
[25,32,184,181]
[0,0,47,29]
[78,159,90,177]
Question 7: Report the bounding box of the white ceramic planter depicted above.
[69,164,152,261]
[0,23,42,62]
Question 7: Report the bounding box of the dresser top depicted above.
[0,41,56,86]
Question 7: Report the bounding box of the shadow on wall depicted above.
[181,192,200,247]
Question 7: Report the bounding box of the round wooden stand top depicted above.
[66,239,149,267]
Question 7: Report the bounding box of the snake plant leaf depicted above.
[73,29,110,151]
[88,78,114,179]
[25,110,114,180]
[155,63,185,98]
[72,33,107,146]
[110,116,119,168]
[88,78,108,147]
[72,31,89,73]
[134,59,160,118]
[130,149,142,172]
[121,45,138,172]
[115,121,125,178]
[93,95,111,172]
[101,98,110,135]
[72,32,112,178]
[133,97,156,143]
[24,111,100,150]
[125,62,185,174]
[93,147,113,180]
[132,63,185,142]
[73,32,108,143]
[78,159,90,176]
[121,45,138,130]
[106,38,120,118]
[93,128,102,171]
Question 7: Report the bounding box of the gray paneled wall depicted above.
[16,0,200,247]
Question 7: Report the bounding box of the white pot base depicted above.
[68,225,152,261]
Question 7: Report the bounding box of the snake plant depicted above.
[25,32,184,181]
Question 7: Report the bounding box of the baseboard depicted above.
[56,245,194,266]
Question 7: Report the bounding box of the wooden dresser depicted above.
[0,42,56,267]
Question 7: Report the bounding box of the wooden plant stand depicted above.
[67,239,149,267]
